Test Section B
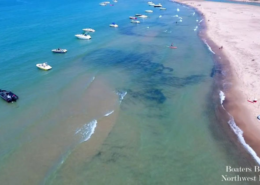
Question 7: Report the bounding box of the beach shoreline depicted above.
[174,0,260,163]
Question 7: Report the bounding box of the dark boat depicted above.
[0,89,19,103]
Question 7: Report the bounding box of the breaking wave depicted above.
[219,90,260,165]
[104,110,114,117]
[228,114,260,165]
[117,91,127,103]
[75,120,97,142]
[203,40,215,54]
[219,90,225,107]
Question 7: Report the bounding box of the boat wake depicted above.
[219,90,260,165]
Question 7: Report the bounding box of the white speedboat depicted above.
[129,16,137,19]
[110,23,118,27]
[52,48,67,53]
[145,10,153,13]
[131,20,140,24]
[104,1,110,4]
[154,3,162,7]
[139,15,148,18]
[160,7,166,10]
[83,28,95,32]
[148,2,155,5]
[135,14,142,17]
[100,2,106,6]
[75,34,91,39]
[36,63,52,71]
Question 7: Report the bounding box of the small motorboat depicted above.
[148,2,155,6]
[129,16,137,19]
[145,10,153,13]
[135,14,142,17]
[139,15,148,18]
[160,7,166,10]
[52,48,67,53]
[100,2,106,6]
[83,28,95,32]
[169,44,177,49]
[0,89,19,103]
[75,34,91,39]
[104,1,110,3]
[36,63,52,71]
[131,20,140,24]
[110,23,118,27]
[154,3,162,7]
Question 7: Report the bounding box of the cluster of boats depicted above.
[148,2,166,10]
[128,2,166,24]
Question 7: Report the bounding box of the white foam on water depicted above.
[117,91,127,103]
[159,15,162,18]
[75,120,97,142]
[194,26,198,31]
[203,40,215,54]
[199,19,203,23]
[219,90,225,106]
[104,110,114,117]
[177,8,180,12]
[192,12,195,16]
[228,115,260,165]
[219,90,260,165]
[179,19,182,22]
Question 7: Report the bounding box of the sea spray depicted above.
[219,91,260,164]
[75,120,97,142]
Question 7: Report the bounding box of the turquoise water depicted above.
[0,0,258,184]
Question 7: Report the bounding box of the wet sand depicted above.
[174,0,260,160]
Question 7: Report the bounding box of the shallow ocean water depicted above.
[0,0,258,184]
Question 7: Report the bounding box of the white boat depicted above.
[131,20,140,24]
[154,3,162,7]
[104,1,110,4]
[110,23,118,27]
[129,16,137,19]
[135,14,142,17]
[139,15,148,18]
[148,2,155,5]
[52,48,67,53]
[83,28,95,32]
[75,34,91,39]
[160,7,166,10]
[36,63,52,71]
[100,2,106,6]
[145,10,153,13]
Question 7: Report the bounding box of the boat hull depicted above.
[36,64,52,71]
[75,34,91,39]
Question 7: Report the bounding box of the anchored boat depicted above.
[36,63,52,71]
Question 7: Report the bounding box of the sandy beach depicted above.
[174,0,260,158]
